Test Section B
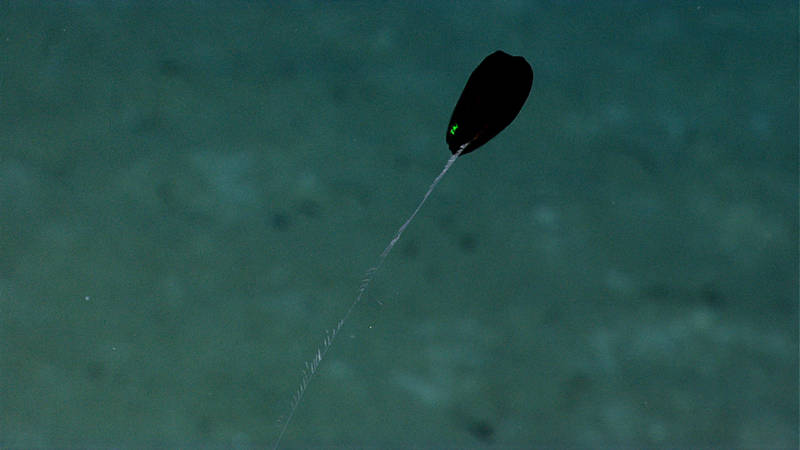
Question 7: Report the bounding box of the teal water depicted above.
[1,2,797,448]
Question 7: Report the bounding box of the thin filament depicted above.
[272,143,467,449]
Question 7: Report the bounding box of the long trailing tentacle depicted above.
[272,143,467,449]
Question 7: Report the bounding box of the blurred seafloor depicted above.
[1,2,797,448]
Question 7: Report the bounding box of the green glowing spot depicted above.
[449,124,458,135]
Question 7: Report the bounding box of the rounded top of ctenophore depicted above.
[446,51,533,155]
